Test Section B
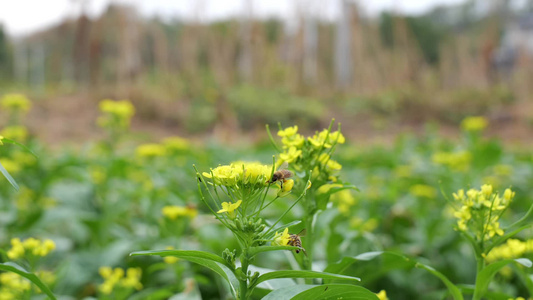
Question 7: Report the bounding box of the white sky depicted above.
[0,0,466,36]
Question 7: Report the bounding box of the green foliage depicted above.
[0,262,56,300]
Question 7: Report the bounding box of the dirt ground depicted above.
[21,94,533,148]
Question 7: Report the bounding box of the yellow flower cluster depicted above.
[136,143,166,158]
[0,159,21,174]
[277,126,345,166]
[409,184,436,198]
[163,136,190,151]
[7,238,56,259]
[97,99,135,129]
[202,161,272,187]
[452,185,515,241]
[162,205,198,220]
[461,116,488,132]
[1,94,31,113]
[350,217,378,232]
[98,267,143,295]
[485,238,533,263]
[432,150,471,171]
[1,126,29,142]
[0,272,31,300]
[272,228,290,246]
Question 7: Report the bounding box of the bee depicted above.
[269,162,293,189]
[287,229,307,255]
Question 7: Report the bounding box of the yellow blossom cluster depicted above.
[163,136,190,152]
[136,143,166,158]
[97,99,135,129]
[461,116,488,132]
[409,184,436,199]
[1,94,31,113]
[162,205,198,220]
[202,161,272,188]
[1,126,29,142]
[485,238,533,263]
[350,217,378,233]
[452,185,515,241]
[7,238,56,259]
[432,150,472,171]
[98,267,143,295]
[0,272,31,300]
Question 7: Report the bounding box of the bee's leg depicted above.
[280,179,284,189]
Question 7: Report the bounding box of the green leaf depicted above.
[457,284,512,300]
[473,258,532,299]
[2,138,38,158]
[251,270,359,289]
[130,250,239,297]
[415,263,464,300]
[262,284,379,300]
[324,251,463,300]
[0,262,56,300]
[0,160,19,191]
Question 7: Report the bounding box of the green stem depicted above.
[303,212,314,273]
[239,249,250,300]
[472,253,485,300]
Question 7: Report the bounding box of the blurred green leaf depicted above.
[251,270,359,289]
[130,250,238,297]
[0,262,56,300]
[0,160,18,191]
[262,284,379,300]
[473,258,532,299]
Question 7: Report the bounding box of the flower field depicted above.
[1,94,533,300]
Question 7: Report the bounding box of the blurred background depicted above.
[0,0,532,145]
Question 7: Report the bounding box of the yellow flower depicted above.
[481,184,493,198]
[98,99,135,129]
[203,165,239,186]
[0,159,21,174]
[121,268,143,290]
[136,143,166,158]
[308,130,345,148]
[163,246,179,264]
[331,189,356,214]
[217,200,242,218]
[162,205,197,220]
[7,238,25,259]
[503,188,515,203]
[461,116,488,132]
[279,147,302,163]
[273,228,290,246]
[163,136,190,151]
[1,126,28,142]
[376,290,389,300]
[0,135,3,145]
[409,184,436,198]
[1,94,31,113]
[432,151,472,171]
[277,179,294,197]
[278,126,299,137]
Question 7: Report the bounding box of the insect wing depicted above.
[278,161,289,170]
[296,229,306,237]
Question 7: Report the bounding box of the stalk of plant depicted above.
[130,158,365,299]
[267,120,356,272]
